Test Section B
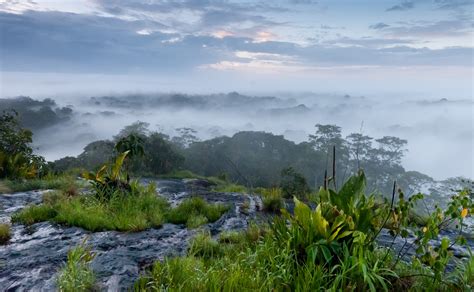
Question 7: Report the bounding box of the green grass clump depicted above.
[212,183,247,193]
[0,223,11,245]
[11,203,57,225]
[186,215,208,229]
[259,188,284,213]
[189,232,222,259]
[57,241,96,292]
[167,197,229,227]
[12,185,169,232]
[12,186,229,232]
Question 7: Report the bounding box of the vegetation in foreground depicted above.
[57,240,96,292]
[12,153,229,232]
[0,223,11,245]
[135,172,473,291]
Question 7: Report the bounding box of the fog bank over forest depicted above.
[2,91,472,180]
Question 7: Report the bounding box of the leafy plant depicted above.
[57,239,96,292]
[82,151,131,201]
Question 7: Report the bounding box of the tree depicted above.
[171,127,200,148]
[114,121,150,139]
[280,167,310,199]
[346,133,373,162]
[0,110,33,156]
[115,134,145,159]
[0,110,45,179]
[143,132,184,174]
[115,134,145,180]
[375,136,407,165]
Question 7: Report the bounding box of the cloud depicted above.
[385,20,472,38]
[369,22,390,30]
[435,0,472,10]
[0,8,471,75]
[386,1,414,11]
[324,36,413,48]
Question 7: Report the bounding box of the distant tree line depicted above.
[51,121,438,195]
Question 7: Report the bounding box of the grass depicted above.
[57,241,96,292]
[258,188,284,213]
[0,174,83,194]
[212,183,247,193]
[11,203,57,225]
[166,197,229,228]
[0,223,11,245]
[12,189,229,232]
[135,172,473,291]
[12,185,169,232]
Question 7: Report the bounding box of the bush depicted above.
[0,223,11,245]
[57,241,96,292]
[167,197,229,227]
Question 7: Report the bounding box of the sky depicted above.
[0,0,472,179]
[0,0,472,96]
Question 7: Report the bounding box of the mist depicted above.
[4,87,471,181]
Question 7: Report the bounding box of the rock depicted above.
[0,179,260,290]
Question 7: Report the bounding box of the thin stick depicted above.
[332,145,337,190]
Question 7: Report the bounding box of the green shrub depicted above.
[167,197,229,227]
[57,241,96,292]
[0,223,11,245]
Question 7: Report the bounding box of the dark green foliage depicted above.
[140,132,184,175]
[280,167,310,199]
[53,123,184,176]
[115,134,145,160]
[183,131,325,188]
[0,110,47,179]
[0,96,72,131]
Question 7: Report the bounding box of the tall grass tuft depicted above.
[0,223,11,245]
[57,240,96,292]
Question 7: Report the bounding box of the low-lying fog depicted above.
[3,89,471,181]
